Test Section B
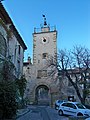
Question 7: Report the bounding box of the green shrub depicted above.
[0,80,18,119]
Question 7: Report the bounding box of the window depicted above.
[76,103,85,109]
[18,45,20,54]
[62,103,68,107]
[42,53,48,59]
[37,70,47,78]
[42,70,47,77]
[38,60,40,63]
[27,67,30,74]
[17,60,20,73]
[67,103,76,109]
[14,47,16,63]
[0,34,6,57]
[37,70,41,78]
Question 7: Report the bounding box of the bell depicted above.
[44,21,47,26]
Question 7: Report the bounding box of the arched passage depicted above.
[35,85,50,105]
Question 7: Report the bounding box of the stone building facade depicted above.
[23,20,63,106]
[0,3,27,78]
[23,18,90,106]
[23,20,84,106]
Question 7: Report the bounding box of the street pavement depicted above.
[86,118,90,120]
[16,105,69,120]
[16,105,90,120]
[45,106,68,120]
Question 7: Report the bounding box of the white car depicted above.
[55,100,67,110]
[58,101,90,117]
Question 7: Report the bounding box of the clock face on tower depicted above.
[41,36,49,44]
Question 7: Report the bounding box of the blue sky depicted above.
[2,0,90,61]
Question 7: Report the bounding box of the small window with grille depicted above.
[42,53,48,59]
[37,70,47,78]
[37,70,42,78]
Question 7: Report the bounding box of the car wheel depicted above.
[55,105,57,110]
[77,113,83,116]
[58,110,63,116]
[55,104,59,110]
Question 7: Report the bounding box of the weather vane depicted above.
[42,14,47,26]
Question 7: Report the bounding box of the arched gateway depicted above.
[35,85,50,105]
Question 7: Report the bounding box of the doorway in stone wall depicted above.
[35,85,50,105]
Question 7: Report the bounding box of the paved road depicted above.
[17,105,68,120]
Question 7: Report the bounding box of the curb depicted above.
[15,108,31,119]
[85,118,90,120]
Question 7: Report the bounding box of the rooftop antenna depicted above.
[42,14,47,26]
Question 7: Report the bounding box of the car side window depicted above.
[67,103,77,109]
[62,103,68,107]
[71,104,77,109]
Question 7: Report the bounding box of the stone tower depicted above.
[23,16,61,106]
[33,26,57,67]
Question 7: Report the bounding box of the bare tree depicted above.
[57,46,90,104]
